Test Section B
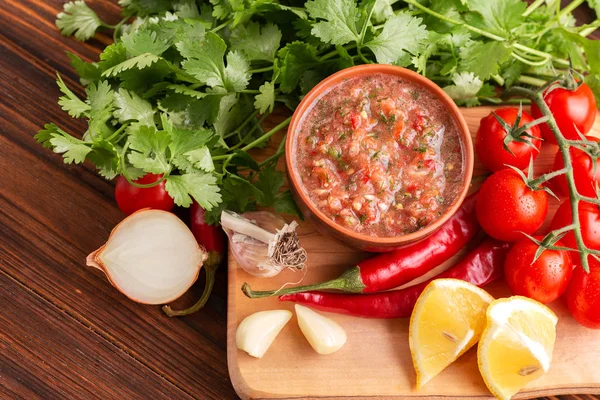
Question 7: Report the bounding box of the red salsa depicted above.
[294,73,465,237]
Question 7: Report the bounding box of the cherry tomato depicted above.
[190,201,226,267]
[566,259,600,329]
[476,107,542,172]
[504,237,572,304]
[531,83,596,145]
[476,169,548,241]
[553,135,600,197]
[115,173,174,215]
[551,200,600,264]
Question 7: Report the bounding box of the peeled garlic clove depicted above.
[236,310,292,358]
[295,304,347,355]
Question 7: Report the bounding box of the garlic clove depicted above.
[236,310,292,358]
[295,304,347,355]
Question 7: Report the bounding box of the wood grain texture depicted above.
[0,0,597,399]
[228,109,600,400]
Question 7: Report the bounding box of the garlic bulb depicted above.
[222,211,307,277]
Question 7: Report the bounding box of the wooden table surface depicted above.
[0,1,598,399]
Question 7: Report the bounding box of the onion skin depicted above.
[86,209,206,305]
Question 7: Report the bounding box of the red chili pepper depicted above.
[278,239,510,318]
[163,202,226,317]
[242,194,479,298]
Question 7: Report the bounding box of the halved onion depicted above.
[86,209,207,304]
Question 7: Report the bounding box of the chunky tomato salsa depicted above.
[293,73,465,237]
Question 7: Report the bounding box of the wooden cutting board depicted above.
[227,107,600,400]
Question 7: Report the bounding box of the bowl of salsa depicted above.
[285,65,473,251]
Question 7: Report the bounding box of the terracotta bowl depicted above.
[285,65,474,251]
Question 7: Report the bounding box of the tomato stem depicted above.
[503,78,600,272]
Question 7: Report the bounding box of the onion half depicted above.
[87,209,207,304]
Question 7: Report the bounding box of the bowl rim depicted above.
[285,64,474,245]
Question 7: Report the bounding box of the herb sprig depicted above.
[39,0,600,222]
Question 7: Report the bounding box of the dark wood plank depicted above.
[0,270,192,400]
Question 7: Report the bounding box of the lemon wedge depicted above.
[409,278,494,388]
[478,296,557,400]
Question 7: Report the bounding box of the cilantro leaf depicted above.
[254,81,275,114]
[98,42,128,72]
[101,53,161,77]
[588,0,600,16]
[274,190,302,217]
[254,164,284,207]
[365,12,428,64]
[185,147,215,172]
[127,125,171,173]
[181,32,226,87]
[443,72,483,107]
[67,52,102,85]
[305,0,360,45]
[56,1,104,41]
[224,51,250,92]
[459,41,511,79]
[118,0,172,17]
[371,0,399,24]
[87,140,120,179]
[86,80,114,138]
[113,88,155,126]
[465,0,526,38]
[230,22,282,62]
[165,173,222,209]
[56,73,90,118]
[277,42,320,93]
[121,30,171,57]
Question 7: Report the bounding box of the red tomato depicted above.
[531,83,596,145]
[190,201,226,255]
[115,173,174,215]
[550,200,600,264]
[553,135,600,197]
[476,107,542,172]
[476,169,548,241]
[566,259,600,329]
[504,237,572,304]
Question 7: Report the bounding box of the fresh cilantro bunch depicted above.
[39,0,600,222]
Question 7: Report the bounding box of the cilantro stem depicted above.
[357,47,372,64]
[518,75,547,86]
[249,66,274,74]
[105,122,130,142]
[211,20,231,33]
[579,21,600,37]
[522,0,546,17]
[259,133,287,167]
[319,44,357,61]
[240,116,291,152]
[557,0,585,20]
[229,113,269,150]
[224,111,259,139]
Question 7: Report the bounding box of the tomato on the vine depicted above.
[550,200,600,264]
[566,259,600,329]
[476,169,548,241]
[190,201,226,267]
[504,237,572,304]
[531,83,596,145]
[553,135,600,197]
[476,107,542,172]
[115,173,174,215]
